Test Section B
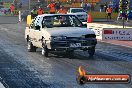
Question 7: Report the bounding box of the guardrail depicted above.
[90,12,118,19]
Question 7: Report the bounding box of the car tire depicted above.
[27,41,36,52]
[88,47,95,57]
[66,50,74,58]
[42,46,49,57]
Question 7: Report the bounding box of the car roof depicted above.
[69,8,84,9]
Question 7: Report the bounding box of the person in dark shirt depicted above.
[55,0,61,11]
[100,4,104,12]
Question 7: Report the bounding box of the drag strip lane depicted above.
[0,23,132,88]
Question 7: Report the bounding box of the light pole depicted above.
[29,0,30,11]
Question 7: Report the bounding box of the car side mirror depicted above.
[35,25,40,30]
[82,24,87,28]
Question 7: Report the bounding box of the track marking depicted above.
[0,82,5,88]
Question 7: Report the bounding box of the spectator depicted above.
[13,0,17,9]
[57,6,67,14]
[81,2,85,10]
[87,3,91,11]
[104,3,108,12]
[100,4,104,12]
[31,8,37,19]
[84,3,87,11]
[106,6,113,20]
[91,3,94,11]
[37,7,44,15]
[55,1,61,11]
[18,2,22,9]
[47,1,56,14]
[9,4,15,15]
[21,10,28,21]
[114,4,119,13]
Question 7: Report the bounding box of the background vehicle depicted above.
[25,14,97,57]
[128,10,132,20]
[67,8,88,22]
[0,8,10,15]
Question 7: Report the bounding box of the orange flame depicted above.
[78,66,86,76]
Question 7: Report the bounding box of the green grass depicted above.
[3,3,11,8]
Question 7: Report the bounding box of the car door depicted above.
[32,26,42,48]
[29,18,42,48]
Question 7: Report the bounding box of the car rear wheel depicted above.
[88,47,95,57]
[42,46,49,57]
[27,41,36,52]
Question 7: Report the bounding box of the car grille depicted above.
[51,37,97,48]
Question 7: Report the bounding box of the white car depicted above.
[67,8,87,22]
[25,14,97,57]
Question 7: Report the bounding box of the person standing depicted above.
[57,6,67,14]
[47,1,56,14]
[104,2,108,12]
[91,3,94,11]
[87,3,91,11]
[31,7,37,19]
[19,2,22,9]
[13,0,17,9]
[55,0,61,12]
[106,6,113,20]
[81,2,85,10]
[37,7,44,15]
[100,4,104,12]
[9,4,15,15]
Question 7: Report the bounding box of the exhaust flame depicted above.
[78,66,86,76]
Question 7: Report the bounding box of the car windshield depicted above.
[71,9,85,13]
[42,15,83,28]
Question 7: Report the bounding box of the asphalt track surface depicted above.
[0,20,132,88]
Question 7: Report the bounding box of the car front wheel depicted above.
[42,46,49,57]
[27,41,36,52]
[88,47,95,57]
[66,50,74,58]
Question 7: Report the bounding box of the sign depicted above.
[102,28,132,40]
[70,43,81,48]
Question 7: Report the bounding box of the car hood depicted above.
[45,27,95,37]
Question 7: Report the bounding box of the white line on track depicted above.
[0,82,5,88]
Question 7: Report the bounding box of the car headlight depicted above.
[51,36,67,41]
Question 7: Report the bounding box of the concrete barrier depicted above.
[0,16,18,24]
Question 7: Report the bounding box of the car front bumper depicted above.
[48,38,97,51]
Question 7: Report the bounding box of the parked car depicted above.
[67,8,88,22]
[0,5,4,9]
[0,8,10,15]
[25,14,97,57]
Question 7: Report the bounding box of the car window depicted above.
[42,15,83,28]
[71,9,85,13]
